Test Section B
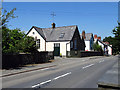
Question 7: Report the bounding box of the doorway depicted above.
[54,43,60,56]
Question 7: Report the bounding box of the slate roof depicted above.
[97,39,112,47]
[85,33,93,41]
[33,26,46,39]
[32,25,77,41]
[80,33,93,41]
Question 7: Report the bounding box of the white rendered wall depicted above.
[46,41,70,56]
[108,46,112,55]
[27,28,46,51]
[66,43,70,51]
[98,41,104,51]
[85,41,90,51]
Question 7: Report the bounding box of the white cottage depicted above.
[94,35,112,55]
[27,23,85,56]
[81,31,94,51]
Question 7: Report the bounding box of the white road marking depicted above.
[82,64,94,69]
[32,72,71,88]
[32,84,40,88]
[99,61,102,63]
[32,79,52,88]
[99,60,104,63]
[41,68,50,71]
[39,80,52,85]
[53,72,72,80]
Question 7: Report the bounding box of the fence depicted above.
[2,51,54,69]
[66,51,103,57]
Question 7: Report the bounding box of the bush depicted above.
[93,41,103,52]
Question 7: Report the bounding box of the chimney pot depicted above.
[82,30,86,39]
[94,34,97,39]
[52,23,55,28]
[97,36,101,40]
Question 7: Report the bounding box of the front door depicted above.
[54,43,60,56]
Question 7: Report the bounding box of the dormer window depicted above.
[59,33,65,38]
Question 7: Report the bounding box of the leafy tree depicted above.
[103,36,114,44]
[2,8,17,27]
[2,8,37,54]
[93,41,103,52]
[112,22,120,54]
[16,36,37,53]
[2,27,37,54]
[103,22,120,54]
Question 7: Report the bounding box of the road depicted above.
[2,56,118,88]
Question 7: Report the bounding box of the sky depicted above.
[3,0,120,2]
[2,2,118,40]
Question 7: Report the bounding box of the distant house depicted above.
[27,23,85,57]
[94,35,112,55]
[81,31,94,51]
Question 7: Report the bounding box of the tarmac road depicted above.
[2,56,118,88]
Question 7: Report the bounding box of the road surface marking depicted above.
[82,64,94,69]
[99,60,104,63]
[39,80,52,85]
[53,72,72,80]
[32,84,40,88]
[32,79,52,88]
[99,61,102,63]
[41,68,50,71]
[32,72,71,88]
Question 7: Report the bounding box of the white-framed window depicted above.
[37,39,40,48]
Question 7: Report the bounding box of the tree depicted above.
[2,8,17,27]
[2,27,37,54]
[2,8,37,54]
[16,36,37,53]
[93,41,103,52]
[112,22,120,54]
[103,22,120,54]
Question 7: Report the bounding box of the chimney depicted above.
[82,30,86,39]
[51,23,55,28]
[94,34,97,39]
[97,36,101,40]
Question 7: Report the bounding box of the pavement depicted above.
[1,55,118,88]
[98,55,120,89]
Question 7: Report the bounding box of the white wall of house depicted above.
[108,45,112,55]
[27,28,46,52]
[66,43,70,52]
[46,41,70,56]
[94,38,97,43]
[98,41,104,51]
[85,41,90,51]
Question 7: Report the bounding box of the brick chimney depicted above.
[94,34,97,39]
[97,36,101,40]
[82,30,86,39]
[51,23,55,28]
